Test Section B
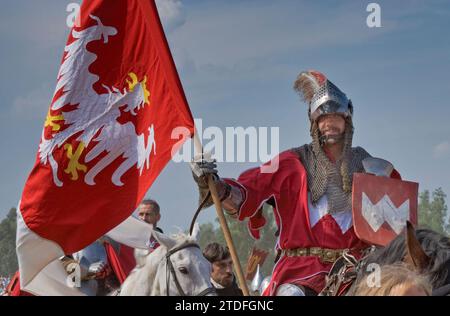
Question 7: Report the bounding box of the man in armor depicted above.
[71,236,133,296]
[190,70,401,296]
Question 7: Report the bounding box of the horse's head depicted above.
[151,229,215,296]
[404,222,432,272]
[404,222,450,292]
[358,222,450,294]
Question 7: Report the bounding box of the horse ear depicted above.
[190,223,200,241]
[152,229,176,249]
[404,221,431,272]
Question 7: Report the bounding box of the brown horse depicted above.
[348,222,450,296]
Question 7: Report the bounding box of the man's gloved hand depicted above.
[190,152,219,185]
[88,261,110,279]
[190,152,242,216]
[190,151,224,209]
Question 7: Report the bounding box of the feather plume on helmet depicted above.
[293,70,327,104]
[293,70,352,123]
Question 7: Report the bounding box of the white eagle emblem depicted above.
[39,15,156,187]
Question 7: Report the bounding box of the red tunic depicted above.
[223,150,369,294]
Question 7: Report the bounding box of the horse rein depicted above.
[165,242,216,296]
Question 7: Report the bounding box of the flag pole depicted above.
[193,129,250,296]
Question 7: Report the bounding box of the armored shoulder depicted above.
[351,146,371,159]
[290,144,313,166]
[362,157,396,177]
[354,146,401,178]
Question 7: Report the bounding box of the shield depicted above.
[352,173,418,246]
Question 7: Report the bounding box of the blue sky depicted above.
[0,1,449,232]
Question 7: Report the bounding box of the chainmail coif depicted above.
[292,119,371,213]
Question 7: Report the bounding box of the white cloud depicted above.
[155,0,186,33]
[433,141,450,159]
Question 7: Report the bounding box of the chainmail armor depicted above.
[292,120,371,214]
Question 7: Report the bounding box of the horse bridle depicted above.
[165,242,216,296]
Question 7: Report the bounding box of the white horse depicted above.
[119,227,215,296]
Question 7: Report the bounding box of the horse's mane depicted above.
[361,229,450,288]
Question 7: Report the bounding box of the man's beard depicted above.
[220,274,233,287]
[319,133,344,146]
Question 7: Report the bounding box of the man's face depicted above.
[211,257,234,287]
[138,203,160,225]
[317,114,346,144]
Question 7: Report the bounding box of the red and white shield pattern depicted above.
[352,173,418,246]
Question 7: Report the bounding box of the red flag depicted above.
[20,0,194,254]
[5,272,33,296]
[17,0,194,295]
[104,243,135,284]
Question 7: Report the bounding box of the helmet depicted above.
[294,70,353,123]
